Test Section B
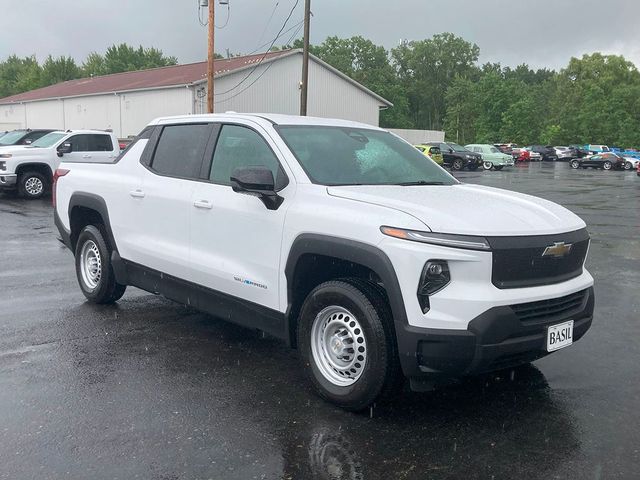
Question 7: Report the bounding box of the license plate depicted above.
[547,320,574,352]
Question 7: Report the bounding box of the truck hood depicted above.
[0,146,46,157]
[326,184,586,236]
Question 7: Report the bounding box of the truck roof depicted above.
[150,113,383,131]
[47,129,117,135]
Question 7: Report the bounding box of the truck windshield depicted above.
[0,131,26,145]
[31,132,66,148]
[277,126,457,186]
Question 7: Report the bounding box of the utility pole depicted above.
[207,0,215,113]
[299,0,311,116]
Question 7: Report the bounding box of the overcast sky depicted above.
[1,0,638,71]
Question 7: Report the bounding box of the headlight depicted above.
[465,154,474,159]
[0,153,12,158]
[380,226,491,251]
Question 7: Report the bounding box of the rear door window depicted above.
[150,124,212,179]
[88,134,114,151]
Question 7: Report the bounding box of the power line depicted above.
[215,21,304,104]
[247,20,304,55]
[254,2,280,48]
[214,0,300,96]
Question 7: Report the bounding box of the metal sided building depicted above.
[0,49,392,138]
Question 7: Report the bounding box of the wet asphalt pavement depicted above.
[0,162,639,479]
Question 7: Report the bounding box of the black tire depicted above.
[570,160,580,169]
[452,159,464,171]
[17,171,47,199]
[603,161,613,170]
[494,165,504,171]
[74,225,126,304]
[297,279,402,411]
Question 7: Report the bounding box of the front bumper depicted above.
[0,173,17,188]
[399,286,594,380]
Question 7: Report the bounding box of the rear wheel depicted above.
[75,225,126,304]
[570,160,580,169]
[624,161,633,170]
[297,279,401,411]
[603,161,613,170]
[483,161,493,170]
[18,171,47,199]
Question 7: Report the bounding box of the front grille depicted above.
[489,228,590,289]
[511,289,588,324]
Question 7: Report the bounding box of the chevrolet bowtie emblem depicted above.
[542,242,573,258]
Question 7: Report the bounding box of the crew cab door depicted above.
[131,123,215,280]
[189,123,292,312]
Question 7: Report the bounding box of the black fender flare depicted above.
[68,192,127,284]
[284,234,415,375]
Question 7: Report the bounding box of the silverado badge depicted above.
[542,242,573,258]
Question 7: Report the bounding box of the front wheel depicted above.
[624,161,633,170]
[570,160,580,169]
[483,161,493,170]
[75,225,127,304]
[18,171,47,199]
[452,159,464,170]
[297,279,401,411]
[603,161,613,170]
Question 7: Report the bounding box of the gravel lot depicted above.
[0,162,638,479]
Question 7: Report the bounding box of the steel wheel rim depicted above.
[80,240,102,290]
[310,306,367,386]
[25,177,43,196]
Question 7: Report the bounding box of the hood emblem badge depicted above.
[542,242,573,258]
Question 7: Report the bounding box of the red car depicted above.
[512,148,530,162]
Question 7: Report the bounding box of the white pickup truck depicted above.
[0,129,119,198]
[54,114,595,410]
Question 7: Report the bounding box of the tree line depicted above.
[2,35,639,147]
[290,34,640,147]
[0,44,177,99]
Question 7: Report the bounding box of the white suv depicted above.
[54,114,595,410]
[0,129,119,198]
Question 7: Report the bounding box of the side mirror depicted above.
[230,166,283,210]
[57,142,72,157]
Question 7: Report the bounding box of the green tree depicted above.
[310,36,413,128]
[40,55,81,86]
[392,33,480,130]
[82,44,178,76]
[0,55,41,97]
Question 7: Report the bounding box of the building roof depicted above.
[0,49,392,107]
[0,50,291,104]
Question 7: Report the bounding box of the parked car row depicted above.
[569,152,640,171]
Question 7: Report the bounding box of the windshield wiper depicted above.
[394,181,447,186]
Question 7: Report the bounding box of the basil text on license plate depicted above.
[547,320,574,352]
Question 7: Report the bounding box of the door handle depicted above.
[193,200,213,209]
[129,189,145,198]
